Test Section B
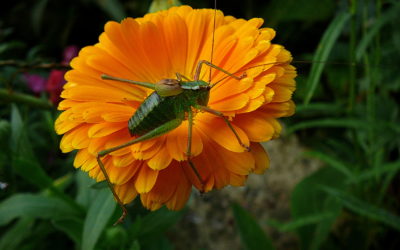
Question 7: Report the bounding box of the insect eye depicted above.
[155,79,183,97]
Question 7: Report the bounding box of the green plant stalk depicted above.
[0,89,53,110]
[49,183,86,215]
[374,0,385,194]
[369,0,382,176]
[362,1,374,168]
[348,0,357,113]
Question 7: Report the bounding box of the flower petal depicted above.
[250,142,270,174]
[88,122,126,138]
[134,165,158,193]
[196,112,249,152]
[115,178,138,204]
[166,122,203,161]
[147,145,173,170]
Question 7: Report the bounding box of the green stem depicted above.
[348,0,357,113]
[0,89,53,110]
[0,60,69,69]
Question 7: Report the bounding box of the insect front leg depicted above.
[194,60,247,81]
[185,108,205,191]
[196,105,250,152]
[175,72,192,82]
[96,118,183,225]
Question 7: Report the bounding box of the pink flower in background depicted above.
[46,70,67,104]
[23,45,78,105]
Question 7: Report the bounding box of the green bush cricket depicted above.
[98,60,252,225]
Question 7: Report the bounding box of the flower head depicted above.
[55,6,296,211]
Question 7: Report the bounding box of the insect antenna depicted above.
[208,59,357,89]
[101,74,155,90]
[208,0,217,84]
[209,60,290,88]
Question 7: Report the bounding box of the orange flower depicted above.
[55,5,296,211]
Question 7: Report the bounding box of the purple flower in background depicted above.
[22,45,78,105]
[23,73,47,94]
[62,45,79,65]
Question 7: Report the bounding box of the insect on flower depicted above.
[55,5,296,224]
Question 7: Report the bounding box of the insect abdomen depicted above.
[128,92,181,136]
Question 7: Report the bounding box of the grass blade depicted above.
[232,203,275,250]
[305,151,355,179]
[356,2,400,61]
[303,12,351,104]
[323,187,400,231]
[286,118,367,134]
[0,194,81,226]
[291,167,344,250]
[349,160,400,183]
[295,102,343,115]
[267,212,336,232]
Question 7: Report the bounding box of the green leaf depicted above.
[76,171,96,208]
[267,212,336,232]
[0,41,25,55]
[323,187,400,231]
[104,226,128,249]
[0,194,81,226]
[130,240,141,250]
[304,151,355,179]
[95,0,126,21]
[12,156,53,190]
[232,203,275,250]
[0,217,34,250]
[149,0,181,13]
[303,12,351,104]
[81,189,116,250]
[140,236,173,250]
[0,120,10,140]
[90,180,109,189]
[10,104,33,158]
[32,0,49,34]
[12,157,84,213]
[138,207,185,238]
[291,167,344,250]
[264,0,335,23]
[52,217,83,244]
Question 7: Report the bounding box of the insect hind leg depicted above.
[96,154,127,225]
[196,105,250,152]
[96,118,183,225]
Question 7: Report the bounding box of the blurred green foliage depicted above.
[1,0,400,249]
